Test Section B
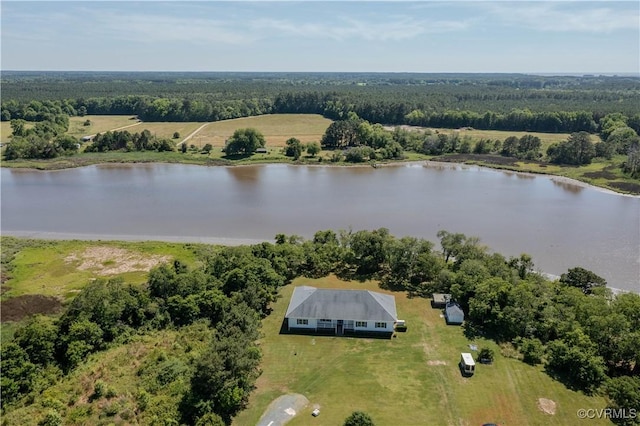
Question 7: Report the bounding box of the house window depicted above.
[355,321,367,328]
[296,319,308,325]
[375,322,387,329]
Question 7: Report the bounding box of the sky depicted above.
[1,1,638,74]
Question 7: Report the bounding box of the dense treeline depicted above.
[3,230,639,424]
[4,93,638,135]
[3,73,640,133]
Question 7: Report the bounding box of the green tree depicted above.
[321,119,360,149]
[560,267,606,294]
[224,128,266,155]
[0,342,37,406]
[10,119,27,137]
[344,411,375,426]
[173,131,181,139]
[604,376,640,426]
[622,146,640,178]
[13,315,58,365]
[547,132,596,165]
[284,137,303,159]
[202,143,213,154]
[307,141,321,157]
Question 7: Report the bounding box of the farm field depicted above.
[1,121,14,143]
[234,275,611,426]
[188,114,332,148]
[127,121,204,142]
[67,115,140,138]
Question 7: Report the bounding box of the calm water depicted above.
[1,163,639,292]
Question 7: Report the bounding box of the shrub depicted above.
[519,338,545,365]
[344,411,375,426]
[478,348,495,363]
[38,410,62,426]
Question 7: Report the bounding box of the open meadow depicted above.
[67,115,140,138]
[0,237,204,341]
[234,275,611,426]
[187,114,332,148]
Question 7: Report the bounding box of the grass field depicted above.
[187,114,332,148]
[129,121,205,141]
[234,275,611,426]
[67,115,140,138]
[1,121,14,143]
[1,240,200,302]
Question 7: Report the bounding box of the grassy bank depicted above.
[234,275,611,426]
[432,153,640,195]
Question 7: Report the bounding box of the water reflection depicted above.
[551,178,584,194]
[226,166,263,186]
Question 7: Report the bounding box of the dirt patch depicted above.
[65,246,170,275]
[427,360,447,366]
[583,170,617,180]
[1,294,62,322]
[608,181,640,195]
[537,398,556,415]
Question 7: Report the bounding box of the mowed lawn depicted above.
[235,276,611,426]
[188,114,332,148]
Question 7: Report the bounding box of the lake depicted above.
[1,162,638,292]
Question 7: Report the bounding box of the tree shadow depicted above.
[222,153,252,160]
[462,321,485,340]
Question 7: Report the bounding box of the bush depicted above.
[519,338,544,365]
[478,348,495,364]
[344,411,375,426]
[38,410,62,426]
[173,132,180,139]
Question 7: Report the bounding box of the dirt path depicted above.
[88,121,143,138]
[178,123,210,146]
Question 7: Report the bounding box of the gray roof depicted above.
[445,302,464,316]
[285,286,397,322]
[432,293,451,303]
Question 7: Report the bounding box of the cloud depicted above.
[85,7,470,45]
[485,2,639,33]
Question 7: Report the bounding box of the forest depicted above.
[2,230,639,425]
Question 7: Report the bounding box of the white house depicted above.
[285,286,398,335]
[445,301,464,325]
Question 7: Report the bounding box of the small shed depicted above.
[445,302,464,325]
[460,352,475,376]
[255,147,268,154]
[431,293,451,308]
